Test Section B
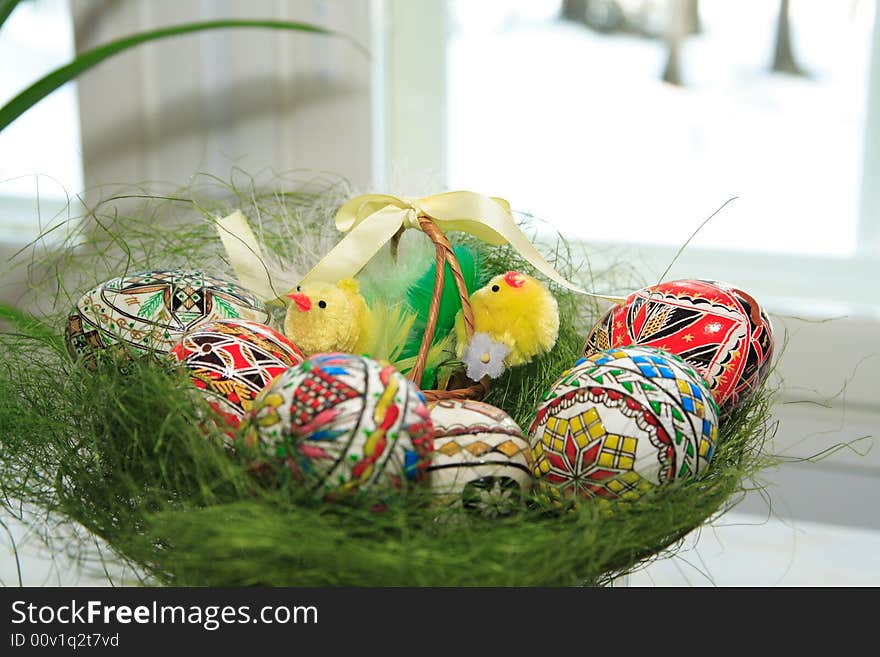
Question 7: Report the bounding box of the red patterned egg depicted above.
[170,320,305,430]
[583,279,774,410]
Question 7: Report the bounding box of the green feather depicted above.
[358,232,435,307]
[400,245,481,360]
[394,333,456,389]
[361,298,417,365]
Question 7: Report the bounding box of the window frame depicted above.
[375,0,880,419]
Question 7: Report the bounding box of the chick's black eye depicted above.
[318,300,327,309]
[296,285,301,292]
[491,284,500,292]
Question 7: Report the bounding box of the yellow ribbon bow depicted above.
[215,191,623,302]
[300,191,607,297]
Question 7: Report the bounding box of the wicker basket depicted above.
[397,216,490,402]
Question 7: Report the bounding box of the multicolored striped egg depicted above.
[243,353,435,495]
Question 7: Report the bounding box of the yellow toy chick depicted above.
[454,271,559,380]
[285,278,371,356]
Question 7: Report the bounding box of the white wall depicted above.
[71,0,374,198]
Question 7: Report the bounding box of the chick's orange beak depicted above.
[288,292,312,312]
[504,271,525,288]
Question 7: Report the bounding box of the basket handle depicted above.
[408,217,475,386]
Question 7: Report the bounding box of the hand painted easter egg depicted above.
[65,268,270,364]
[427,400,533,517]
[244,353,434,495]
[529,346,719,501]
[170,320,305,430]
[583,279,774,410]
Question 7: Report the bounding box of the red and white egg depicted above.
[170,319,305,431]
[583,279,774,411]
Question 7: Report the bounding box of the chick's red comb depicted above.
[504,271,525,288]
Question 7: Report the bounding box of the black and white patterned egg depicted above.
[65,268,270,362]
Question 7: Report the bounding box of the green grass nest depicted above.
[0,173,778,586]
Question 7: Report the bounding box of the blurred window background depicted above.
[450,0,874,258]
[443,0,879,317]
[0,0,82,242]
[0,0,878,585]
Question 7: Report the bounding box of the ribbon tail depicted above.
[299,206,407,286]
[214,210,297,304]
[502,226,626,302]
[420,192,625,302]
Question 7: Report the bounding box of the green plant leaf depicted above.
[0,302,65,354]
[0,0,21,32]
[0,19,365,134]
